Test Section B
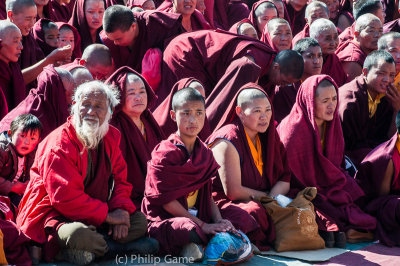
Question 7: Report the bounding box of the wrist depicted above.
[198,220,205,229]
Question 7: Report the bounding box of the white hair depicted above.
[309,18,336,39]
[305,1,329,22]
[355,14,381,33]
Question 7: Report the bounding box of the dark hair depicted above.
[363,50,394,71]
[10,114,43,137]
[6,0,36,14]
[103,5,136,33]
[172,87,205,111]
[273,49,304,79]
[293,37,320,53]
[354,0,381,20]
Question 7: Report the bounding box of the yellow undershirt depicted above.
[245,130,263,176]
[396,134,400,155]
[394,72,400,92]
[187,190,199,209]
[0,230,8,265]
[367,90,385,118]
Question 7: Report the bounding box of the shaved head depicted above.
[55,67,75,105]
[237,88,267,109]
[238,22,258,39]
[70,67,94,86]
[274,49,304,79]
[82,44,113,67]
[378,32,400,50]
[172,87,205,111]
[255,1,278,17]
[267,17,290,33]
[0,20,21,39]
[309,18,336,39]
[355,13,381,33]
[305,1,329,23]
[6,0,36,14]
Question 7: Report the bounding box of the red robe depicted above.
[322,54,348,87]
[0,219,31,266]
[153,77,212,141]
[0,2,5,20]
[339,75,394,167]
[292,23,309,46]
[338,22,355,44]
[284,0,306,36]
[55,22,82,60]
[48,0,73,22]
[203,0,250,30]
[32,19,58,56]
[100,11,184,71]
[18,32,45,71]
[106,66,165,209]
[273,81,301,124]
[383,18,400,33]
[278,75,377,232]
[248,0,272,39]
[356,134,400,246]
[336,39,367,68]
[142,133,219,254]
[207,83,291,250]
[17,118,135,261]
[0,59,25,110]
[0,89,6,120]
[0,66,70,139]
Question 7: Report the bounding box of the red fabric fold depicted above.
[0,59,25,110]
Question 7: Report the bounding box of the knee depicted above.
[57,222,105,252]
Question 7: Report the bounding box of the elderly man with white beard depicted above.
[16,81,158,265]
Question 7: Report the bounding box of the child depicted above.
[32,19,60,56]
[142,88,233,260]
[0,114,42,206]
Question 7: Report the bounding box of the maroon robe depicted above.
[153,78,212,141]
[48,0,72,22]
[284,0,306,36]
[278,74,377,232]
[55,22,82,60]
[18,32,45,71]
[0,59,25,110]
[68,0,106,51]
[203,0,250,30]
[0,66,69,139]
[157,0,212,30]
[105,0,125,7]
[338,22,355,44]
[207,83,291,250]
[0,90,6,120]
[322,53,348,87]
[106,66,165,209]
[100,11,184,71]
[273,80,301,123]
[0,219,31,266]
[0,2,5,20]
[356,134,400,246]
[142,133,219,254]
[336,39,367,67]
[32,19,58,56]
[339,75,394,167]
[292,23,309,46]
[248,0,274,39]
[383,18,400,33]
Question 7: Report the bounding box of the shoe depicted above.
[346,229,374,243]
[180,242,204,262]
[334,231,346,248]
[104,237,159,259]
[319,230,334,248]
[62,249,95,265]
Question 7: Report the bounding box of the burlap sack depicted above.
[260,187,325,252]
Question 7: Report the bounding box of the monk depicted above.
[355,111,400,247]
[56,22,82,61]
[32,18,60,56]
[128,0,156,10]
[142,87,233,258]
[310,18,348,86]
[278,75,377,248]
[17,81,158,264]
[248,1,278,39]
[101,5,184,71]
[208,84,291,251]
[292,1,329,46]
[153,78,211,141]
[157,0,212,31]
[339,50,400,167]
[105,66,165,210]
[284,0,307,36]
[268,0,289,20]
[274,37,323,123]
[229,19,258,39]
[6,0,72,86]
[336,13,382,81]
[68,65,93,86]
[0,21,25,112]
[69,0,105,51]
[378,32,400,86]
[261,18,292,52]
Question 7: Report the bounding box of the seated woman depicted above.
[106,66,165,209]
[153,77,211,141]
[157,0,212,31]
[56,22,82,61]
[277,75,377,247]
[261,18,292,52]
[248,1,278,39]
[69,0,105,51]
[229,18,258,39]
[207,83,291,251]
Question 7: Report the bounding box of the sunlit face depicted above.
[78,89,109,126]
[357,20,383,53]
[270,0,284,18]
[11,128,40,156]
[86,63,114,80]
[105,26,136,47]
[8,6,37,36]
[383,37,400,74]
[256,7,278,34]
[142,0,156,10]
[269,23,292,51]
[173,0,197,16]
[84,0,105,31]
[319,0,339,19]
[307,6,329,25]
[363,60,396,95]
[288,0,308,11]
[236,96,272,136]
[238,23,258,39]
[315,27,339,55]
[301,45,323,78]
[44,27,60,47]
[122,76,148,117]
[59,27,75,51]
[314,84,337,125]
[0,28,23,64]
[171,100,205,139]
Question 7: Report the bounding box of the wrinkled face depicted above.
[302,45,323,77]
[314,84,337,124]
[384,38,400,74]
[171,100,205,138]
[236,96,272,135]
[84,0,105,31]
[78,88,108,126]
[271,0,285,18]
[357,20,383,53]
[173,0,197,16]
[307,6,329,25]
[11,128,40,156]
[364,60,396,95]
[288,0,308,11]
[196,0,206,14]
[105,26,135,47]
[0,28,23,64]
[34,0,49,6]
[86,63,113,80]
[122,77,148,117]
[142,0,156,10]
[320,0,339,19]
[238,23,258,39]
[9,6,37,36]
[44,27,60,48]
[315,27,338,55]
[256,7,278,34]
[59,27,75,51]
[269,23,292,51]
